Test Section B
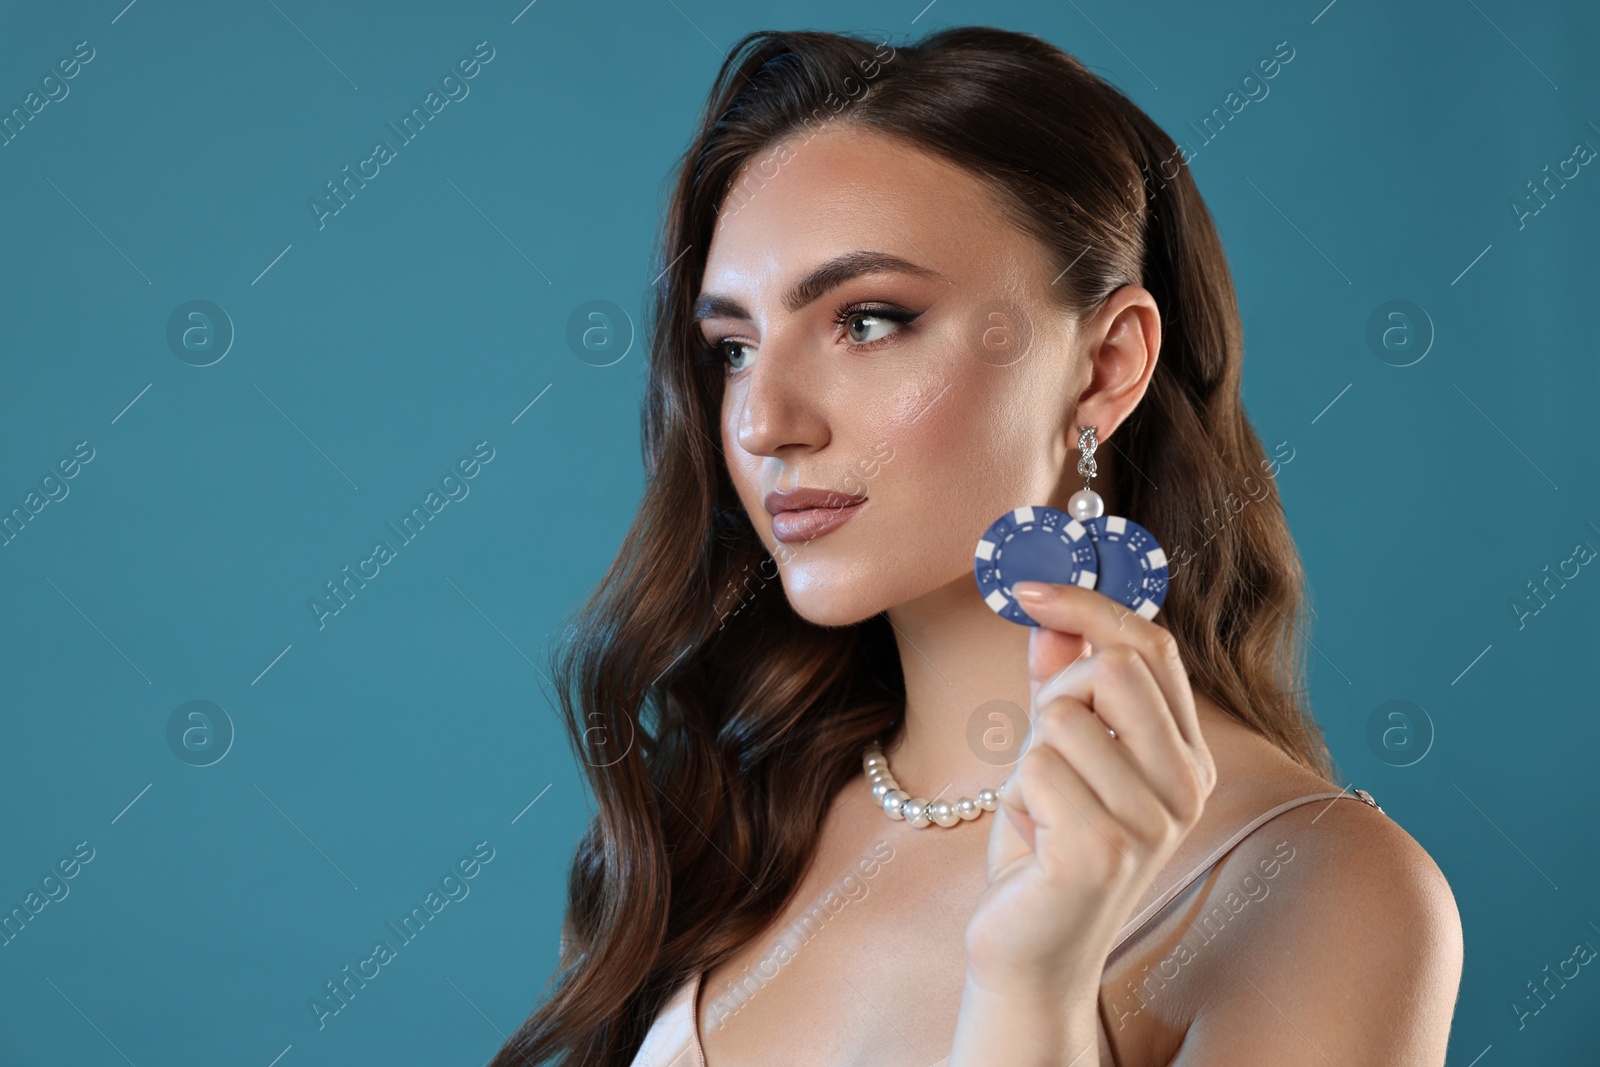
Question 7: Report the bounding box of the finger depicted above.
[1032,694,1173,856]
[987,772,1037,875]
[1026,623,1092,710]
[1014,583,1201,749]
[1001,733,1117,882]
[1037,645,1201,821]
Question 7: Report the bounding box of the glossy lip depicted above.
[764,487,869,515]
[764,487,868,545]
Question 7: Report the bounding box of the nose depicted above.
[731,327,829,458]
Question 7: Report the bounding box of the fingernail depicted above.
[1012,581,1056,602]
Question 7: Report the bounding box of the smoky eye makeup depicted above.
[695,298,923,373]
[829,301,919,345]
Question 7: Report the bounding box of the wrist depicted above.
[949,966,1102,1067]
[962,909,1120,997]
[964,960,1100,1002]
[962,938,1109,1003]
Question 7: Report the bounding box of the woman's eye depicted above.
[705,304,913,374]
[834,303,915,346]
[845,312,894,343]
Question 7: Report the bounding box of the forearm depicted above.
[947,967,1104,1067]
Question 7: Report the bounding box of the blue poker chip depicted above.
[974,506,1099,627]
[1083,514,1169,619]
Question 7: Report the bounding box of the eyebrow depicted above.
[691,250,946,323]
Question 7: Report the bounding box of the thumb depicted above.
[986,776,1037,882]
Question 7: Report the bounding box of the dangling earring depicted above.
[972,423,1170,624]
[1068,425,1105,521]
[1073,425,1170,620]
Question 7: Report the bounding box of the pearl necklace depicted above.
[863,741,1003,828]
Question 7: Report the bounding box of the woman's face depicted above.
[696,124,1118,628]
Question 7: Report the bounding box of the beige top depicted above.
[626,788,1382,1067]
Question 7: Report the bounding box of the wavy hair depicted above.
[489,24,1333,1067]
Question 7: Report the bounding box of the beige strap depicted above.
[1108,788,1380,957]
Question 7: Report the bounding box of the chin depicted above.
[776,565,885,629]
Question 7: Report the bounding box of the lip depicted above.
[764,487,868,514]
[764,487,868,545]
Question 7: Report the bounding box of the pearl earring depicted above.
[1073,424,1170,620]
[1067,425,1106,522]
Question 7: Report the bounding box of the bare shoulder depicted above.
[1167,703,1465,1065]
[1210,786,1464,967]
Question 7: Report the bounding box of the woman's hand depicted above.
[965,580,1217,996]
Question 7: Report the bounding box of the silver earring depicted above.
[1068,425,1106,521]
[1072,424,1171,620]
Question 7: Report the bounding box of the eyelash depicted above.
[697,300,918,372]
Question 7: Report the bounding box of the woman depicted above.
[490,25,1463,1067]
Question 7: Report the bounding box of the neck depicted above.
[877,573,1034,806]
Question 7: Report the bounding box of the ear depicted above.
[1069,284,1161,443]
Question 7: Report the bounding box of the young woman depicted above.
[490,25,1463,1067]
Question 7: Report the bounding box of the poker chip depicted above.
[1083,514,1169,619]
[973,506,1099,627]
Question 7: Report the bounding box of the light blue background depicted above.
[1,1,1596,1064]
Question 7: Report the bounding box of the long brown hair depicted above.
[489,24,1333,1067]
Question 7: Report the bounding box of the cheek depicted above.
[721,408,771,537]
[869,371,1063,567]
[887,372,1054,501]
[722,439,753,494]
